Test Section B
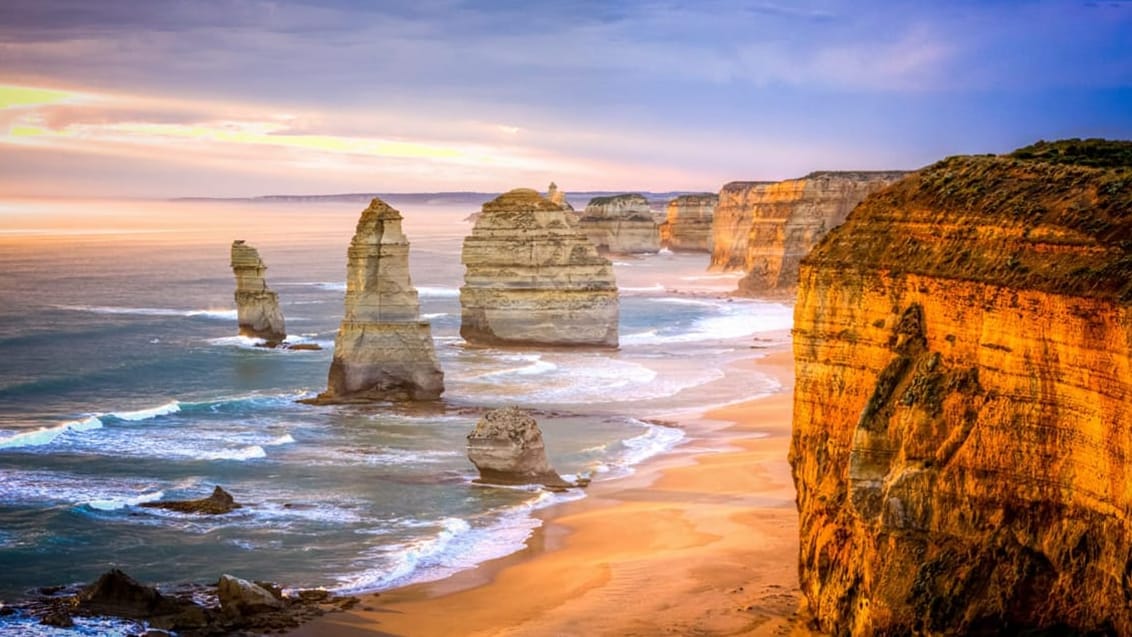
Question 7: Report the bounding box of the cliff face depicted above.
[230,240,287,344]
[461,188,619,348]
[313,198,444,403]
[791,142,1132,635]
[578,193,660,254]
[659,193,717,252]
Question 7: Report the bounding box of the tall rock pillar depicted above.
[230,240,287,344]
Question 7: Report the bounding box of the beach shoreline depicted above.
[290,346,803,636]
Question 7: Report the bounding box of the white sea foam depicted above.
[109,401,181,421]
[657,247,674,255]
[0,416,103,449]
[86,490,165,511]
[679,273,744,281]
[476,354,557,378]
[621,301,793,347]
[417,286,460,298]
[266,434,296,446]
[191,445,267,461]
[617,423,687,467]
[56,305,236,320]
[619,283,666,293]
[421,312,448,320]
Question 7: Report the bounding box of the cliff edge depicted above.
[791,139,1132,635]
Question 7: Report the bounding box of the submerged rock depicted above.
[230,240,287,345]
[460,188,619,348]
[310,197,444,403]
[139,485,241,515]
[578,193,660,254]
[466,407,572,488]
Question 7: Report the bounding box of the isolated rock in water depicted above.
[460,188,619,347]
[139,486,241,515]
[578,193,660,253]
[791,141,1132,635]
[467,407,570,488]
[545,181,574,211]
[78,569,182,618]
[230,240,287,344]
[312,197,444,402]
[659,193,717,252]
[217,574,285,617]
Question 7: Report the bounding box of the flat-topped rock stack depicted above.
[578,193,660,254]
[309,198,443,403]
[460,188,619,348]
[230,240,287,345]
[659,193,718,252]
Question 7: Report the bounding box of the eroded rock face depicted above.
[791,142,1132,635]
[460,188,619,348]
[466,407,570,488]
[546,181,574,211]
[217,574,284,617]
[659,193,717,252]
[578,193,660,254]
[312,198,444,402]
[230,240,287,344]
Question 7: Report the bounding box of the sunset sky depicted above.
[1,0,1130,197]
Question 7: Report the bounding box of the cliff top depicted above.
[805,139,1132,302]
[482,188,564,213]
[362,197,403,220]
[585,193,648,207]
[670,193,719,204]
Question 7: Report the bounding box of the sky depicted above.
[0,0,1130,197]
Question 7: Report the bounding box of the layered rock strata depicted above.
[659,193,717,252]
[230,240,287,344]
[578,193,660,253]
[546,181,574,211]
[460,188,619,348]
[791,141,1132,635]
[466,406,572,488]
[311,198,444,403]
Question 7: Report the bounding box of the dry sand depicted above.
[290,349,804,637]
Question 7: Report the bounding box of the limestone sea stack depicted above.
[790,140,1132,635]
[230,240,287,344]
[311,198,443,403]
[659,193,718,252]
[466,406,571,488]
[578,193,660,253]
[546,181,574,211]
[460,188,619,348]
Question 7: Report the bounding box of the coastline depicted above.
[290,346,802,636]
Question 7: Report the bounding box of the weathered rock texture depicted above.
[546,181,574,211]
[578,193,660,253]
[139,485,241,515]
[791,140,1132,636]
[230,240,287,344]
[460,188,619,348]
[466,406,571,488]
[659,193,717,252]
[312,198,444,402]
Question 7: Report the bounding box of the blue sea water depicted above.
[0,197,791,633]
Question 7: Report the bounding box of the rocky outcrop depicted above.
[578,193,660,253]
[217,574,284,617]
[708,181,774,271]
[78,569,184,619]
[230,240,287,344]
[140,485,241,515]
[466,407,571,488]
[311,198,444,403]
[790,140,1132,635]
[460,188,619,348]
[546,181,574,211]
[659,193,717,252]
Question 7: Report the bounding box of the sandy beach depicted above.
[291,348,802,637]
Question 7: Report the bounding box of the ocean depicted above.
[0,196,791,635]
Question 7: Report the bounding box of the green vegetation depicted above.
[1010,138,1132,169]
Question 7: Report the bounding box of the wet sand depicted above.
[290,348,802,636]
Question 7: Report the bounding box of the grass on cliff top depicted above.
[804,139,1132,303]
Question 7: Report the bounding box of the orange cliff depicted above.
[790,140,1132,635]
[708,172,905,293]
